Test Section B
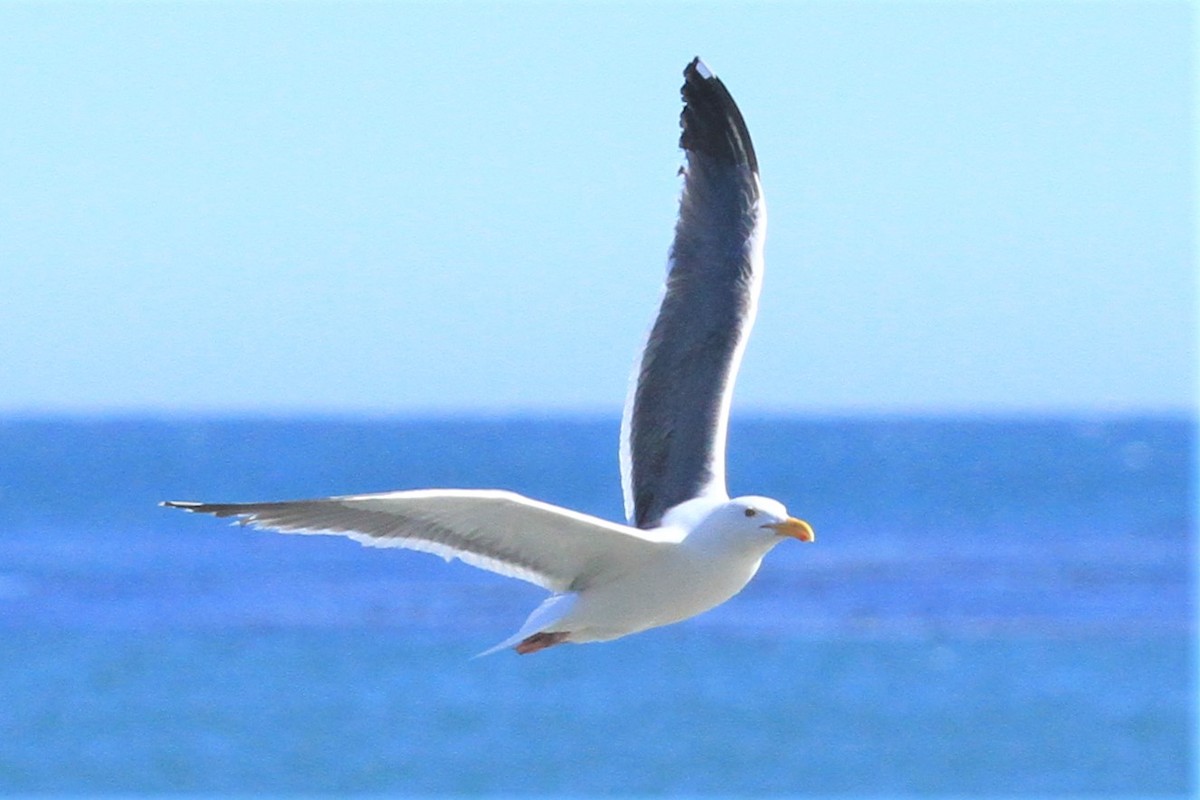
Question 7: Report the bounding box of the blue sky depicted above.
[1,2,1194,415]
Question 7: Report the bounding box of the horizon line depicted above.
[0,406,1194,423]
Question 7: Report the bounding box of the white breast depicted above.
[550,530,772,642]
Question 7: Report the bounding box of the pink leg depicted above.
[514,631,570,655]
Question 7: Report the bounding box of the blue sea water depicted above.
[0,415,1193,795]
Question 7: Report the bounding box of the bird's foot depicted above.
[514,631,569,655]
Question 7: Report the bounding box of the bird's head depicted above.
[714,496,815,544]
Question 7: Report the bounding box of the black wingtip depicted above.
[680,57,758,174]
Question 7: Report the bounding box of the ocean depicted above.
[0,415,1193,795]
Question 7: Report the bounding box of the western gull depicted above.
[164,57,814,655]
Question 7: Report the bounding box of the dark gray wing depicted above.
[620,58,766,529]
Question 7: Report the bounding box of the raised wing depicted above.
[164,489,673,593]
[620,58,766,529]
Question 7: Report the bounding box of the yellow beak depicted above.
[764,517,815,542]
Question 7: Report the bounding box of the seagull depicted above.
[164,57,814,655]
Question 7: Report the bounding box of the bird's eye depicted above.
[743,508,757,518]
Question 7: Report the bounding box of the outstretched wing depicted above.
[620,57,766,528]
[164,489,672,593]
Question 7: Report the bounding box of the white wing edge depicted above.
[705,180,768,497]
[619,285,664,525]
[270,516,558,590]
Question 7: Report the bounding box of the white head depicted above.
[673,495,814,550]
[726,495,814,541]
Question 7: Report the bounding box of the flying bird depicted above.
[164,58,814,655]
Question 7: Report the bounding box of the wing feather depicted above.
[164,489,673,593]
[621,58,766,528]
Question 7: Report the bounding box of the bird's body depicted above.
[165,58,814,655]
[508,498,783,648]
